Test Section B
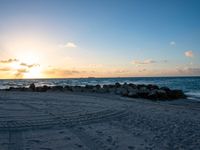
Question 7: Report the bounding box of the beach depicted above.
[0,91,199,150]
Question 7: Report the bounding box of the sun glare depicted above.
[23,67,42,79]
[10,62,21,70]
[7,46,45,78]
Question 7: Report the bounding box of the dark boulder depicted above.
[102,85,109,92]
[92,84,101,92]
[64,85,73,91]
[29,83,35,91]
[85,85,94,89]
[147,89,167,100]
[51,86,63,91]
[128,83,137,89]
[160,87,171,92]
[137,87,150,98]
[115,82,121,88]
[115,87,128,96]
[168,90,186,99]
[127,89,139,98]
[71,86,83,92]
[147,84,159,90]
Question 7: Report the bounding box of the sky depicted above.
[0,0,200,79]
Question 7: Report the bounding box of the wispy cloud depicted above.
[0,58,19,63]
[177,67,200,75]
[185,50,194,58]
[170,41,176,46]
[44,68,82,76]
[131,59,157,65]
[20,63,40,68]
[0,67,11,71]
[58,42,77,48]
[15,68,29,78]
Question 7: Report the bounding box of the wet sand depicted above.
[0,91,199,150]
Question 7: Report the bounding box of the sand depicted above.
[0,91,199,150]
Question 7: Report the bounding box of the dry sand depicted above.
[0,91,199,150]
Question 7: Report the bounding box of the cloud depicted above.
[44,68,82,76]
[139,69,147,72]
[177,67,200,75]
[170,41,176,46]
[20,63,40,68]
[15,68,29,78]
[87,64,103,68]
[185,50,194,58]
[0,67,11,71]
[132,59,157,65]
[162,60,168,63]
[58,42,77,48]
[113,69,130,74]
[0,58,19,63]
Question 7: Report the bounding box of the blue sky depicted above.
[0,0,200,78]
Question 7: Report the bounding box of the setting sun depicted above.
[23,67,42,79]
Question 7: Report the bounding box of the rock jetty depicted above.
[4,83,186,100]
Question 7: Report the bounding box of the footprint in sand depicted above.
[28,139,41,144]
[75,143,83,148]
[40,148,52,150]
[59,131,65,134]
[64,136,71,140]
[96,130,103,134]
[128,146,135,149]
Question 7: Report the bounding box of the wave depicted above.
[185,91,200,101]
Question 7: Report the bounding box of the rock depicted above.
[42,85,49,91]
[137,84,146,89]
[147,90,159,100]
[8,87,27,92]
[97,88,107,93]
[6,83,186,101]
[127,89,139,98]
[34,85,50,92]
[122,82,128,88]
[118,88,128,96]
[146,89,165,100]
[115,82,121,88]
[51,86,63,91]
[71,86,83,92]
[102,85,109,92]
[35,87,42,92]
[114,87,128,96]
[160,87,171,92]
[128,83,137,89]
[85,85,94,89]
[147,84,159,90]
[147,89,185,100]
[108,87,116,94]
[92,84,101,92]
[29,83,35,91]
[168,90,186,99]
[64,85,73,91]
[137,87,150,98]
[156,89,168,100]
[95,84,101,89]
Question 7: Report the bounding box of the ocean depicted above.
[0,77,200,100]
